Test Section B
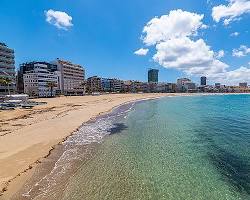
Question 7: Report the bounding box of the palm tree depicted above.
[47,81,57,97]
[0,77,12,95]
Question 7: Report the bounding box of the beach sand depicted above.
[0,93,180,199]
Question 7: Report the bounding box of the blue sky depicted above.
[0,0,250,85]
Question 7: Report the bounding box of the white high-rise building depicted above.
[23,63,59,97]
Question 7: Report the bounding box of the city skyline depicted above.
[0,43,248,88]
[1,0,250,84]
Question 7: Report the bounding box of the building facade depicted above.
[87,76,102,93]
[17,61,57,93]
[54,59,85,95]
[239,82,248,88]
[177,78,192,92]
[168,83,177,93]
[148,69,159,83]
[156,83,169,93]
[0,42,15,95]
[101,78,112,92]
[23,63,59,97]
[215,83,221,89]
[200,76,207,86]
[111,79,124,92]
[184,82,197,92]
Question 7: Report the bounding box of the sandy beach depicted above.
[0,93,183,199]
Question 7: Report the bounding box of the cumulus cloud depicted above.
[212,0,250,25]
[142,9,207,46]
[230,31,240,36]
[137,9,250,84]
[45,9,73,30]
[134,48,149,56]
[232,45,250,57]
[153,37,228,76]
[141,9,228,77]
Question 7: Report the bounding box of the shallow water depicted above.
[19,95,250,200]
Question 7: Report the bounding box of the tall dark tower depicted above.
[200,76,207,86]
[148,69,159,83]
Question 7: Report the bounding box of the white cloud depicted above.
[141,9,228,77]
[211,67,250,85]
[142,9,207,46]
[134,48,149,56]
[216,50,225,58]
[212,0,250,25]
[230,31,240,36]
[153,37,228,76]
[232,45,250,57]
[45,9,73,30]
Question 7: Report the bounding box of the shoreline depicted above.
[10,98,141,200]
[0,93,249,199]
[0,93,175,199]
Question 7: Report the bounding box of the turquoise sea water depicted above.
[20,95,250,200]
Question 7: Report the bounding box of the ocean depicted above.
[17,94,250,200]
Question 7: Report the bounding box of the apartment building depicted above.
[54,59,85,95]
[87,76,102,93]
[177,78,192,92]
[101,78,112,92]
[17,61,57,93]
[23,63,59,97]
[0,42,15,95]
[111,79,124,93]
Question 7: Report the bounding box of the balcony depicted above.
[0,51,14,58]
[0,65,15,70]
[0,56,15,64]
[0,73,16,79]
[0,69,15,75]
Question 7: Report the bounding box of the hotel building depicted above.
[54,59,85,95]
[0,42,15,95]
